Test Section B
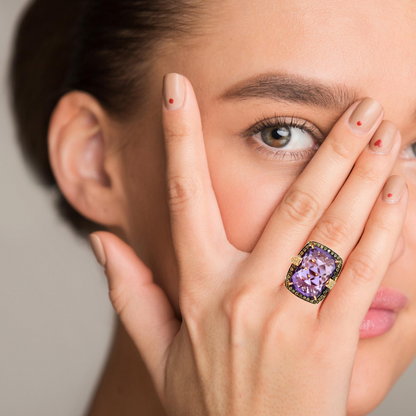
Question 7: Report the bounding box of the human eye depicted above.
[399,139,416,160]
[240,113,325,161]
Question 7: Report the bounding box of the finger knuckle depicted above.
[280,188,321,224]
[314,214,352,246]
[108,286,129,317]
[222,289,249,323]
[263,310,316,352]
[370,211,397,234]
[163,124,193,144]
[347,251,378,284]
[180,294,206,329]
[309,330,338,365]
[166,175,202,211]
[328,138,352,161]
[262,308,288,341]
[353,163,381,184]
[221,287,258,333]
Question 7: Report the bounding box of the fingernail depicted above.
[163,73,186,111]
[369,120,399,155]
[382,175,406,204]
[349,97,383,132]
[89,234,107,267]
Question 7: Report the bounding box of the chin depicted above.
[346,335,399,416]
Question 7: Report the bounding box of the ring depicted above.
[285,240,344,304]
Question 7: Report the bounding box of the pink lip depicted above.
[359,286,409,339]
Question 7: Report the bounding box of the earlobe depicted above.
[48,91,120,226]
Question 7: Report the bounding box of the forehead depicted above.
[167,0,416,128]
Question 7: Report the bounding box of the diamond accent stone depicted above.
[291,255,302,266]
[325,278,336,290]
[292,246,336,299]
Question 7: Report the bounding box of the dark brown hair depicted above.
[8,0,213,238]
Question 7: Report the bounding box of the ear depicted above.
[48,91,125,227]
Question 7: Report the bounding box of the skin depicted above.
[46,0,416,415]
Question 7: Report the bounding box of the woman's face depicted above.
[113,1,416,414]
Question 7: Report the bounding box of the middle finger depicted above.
[245,97,384,287]
[308,120,400,257]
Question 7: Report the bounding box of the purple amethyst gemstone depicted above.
[292,246,336,299]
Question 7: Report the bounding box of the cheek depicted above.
[211,173,283,252]
[207,138,307,252]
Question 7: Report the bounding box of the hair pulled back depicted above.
[8,0,212,238]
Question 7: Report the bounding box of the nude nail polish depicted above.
[369,120,398,155]
[89,234,107,267]
[349,97,383,132]
[382,175,406,204]
[163,73,186,111]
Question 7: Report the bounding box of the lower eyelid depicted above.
[244,135,319,162]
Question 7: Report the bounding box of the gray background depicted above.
[0,1,415,415]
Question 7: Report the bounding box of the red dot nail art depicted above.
[374,139,383,148]
[169,98,174,104]
[357,121,362,126]
[387,193,393,198]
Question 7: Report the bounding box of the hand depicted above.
[88,73,408,416]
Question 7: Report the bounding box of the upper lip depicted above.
[369,286,409,311]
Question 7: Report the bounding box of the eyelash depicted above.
[240,113,325,161]
[241,113,416,162]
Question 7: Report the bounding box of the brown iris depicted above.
[261,126,291,148]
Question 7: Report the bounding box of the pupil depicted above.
[262,126,291,148]
[272,126,290,140]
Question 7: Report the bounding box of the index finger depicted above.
[161,73,234,292]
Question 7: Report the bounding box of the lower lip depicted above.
[359,309,397,338]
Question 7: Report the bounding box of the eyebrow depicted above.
[217,71,361,113]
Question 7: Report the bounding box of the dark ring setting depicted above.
[285,240,344,304]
